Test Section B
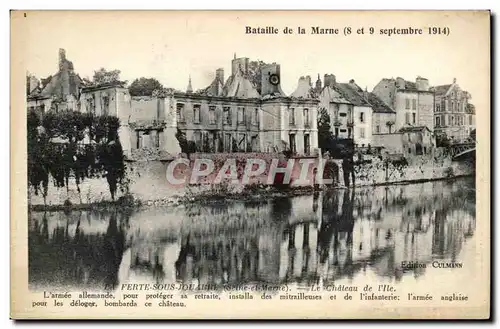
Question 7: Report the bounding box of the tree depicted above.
[175,128,196,157]
[27,110,126,203]
[470,129,476,141]
[93,68,122,85]
[386,121,395,133]
[175,128,188,153]
[281,140,293,158]
[232,138,238,153]
[435,131,451,147]
[318,108,333,154]
[128,77,164,97]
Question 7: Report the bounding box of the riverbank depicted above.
[28,174,474,212]
[29,185,313,212]
[27,151,475,209]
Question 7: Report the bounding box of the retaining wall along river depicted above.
[28,152,474,207]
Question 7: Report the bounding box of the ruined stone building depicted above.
[26,49,134,155]
[169,55,319,155]
[27,49,84,117]
[117,55,320,157]
[372,76,434,132]
[371,126,435,160]
[26,73,39,96]
[432,78,476,142]
[26,51,322,158]
[79,81,134,156]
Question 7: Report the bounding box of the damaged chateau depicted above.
[26,48,476,209]
[27,49,476,162]
[28,50,321,159]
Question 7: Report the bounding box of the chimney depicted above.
[58,48,67,71]
[291,76,313,98]
[349,79,356,88]
[453,77,457,84]
[396,77,405,90]
[305,75,312,86]
[26,73,40,95]
[416,76,429,91]
[231,57,249,76]
[323,74,336,88]
[216,68,224,83]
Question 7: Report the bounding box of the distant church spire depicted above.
[187,75,193,93]
[315,73,322,90]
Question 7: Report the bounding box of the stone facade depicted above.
[372,76,434,133]
[353,105,372,147]
[314,75,374,147]
[79,82,135,157]
[372,132,404,154]
[174,93,261,153]
[432,78,475,142]
[317,74,354,140]
[399,126,435,159]
[372,112,397,134]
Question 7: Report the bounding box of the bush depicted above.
[117,193,137,207]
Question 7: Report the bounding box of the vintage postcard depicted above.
[10,10,490,319]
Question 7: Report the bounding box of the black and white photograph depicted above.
[10,10,490,319]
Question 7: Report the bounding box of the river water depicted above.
[29,177,476,292]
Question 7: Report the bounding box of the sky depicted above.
[14,11,489,109]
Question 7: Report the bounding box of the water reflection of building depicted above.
[281,221,319,284]
[120,179,476,288]
[173,233,262,285]
[127,242,174,284]
[29,178,477,290]
[433,208,475,262]
[314,189,398,282]
[316,189,355,280]
[165,219,323,286]
[363,181,475,280]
